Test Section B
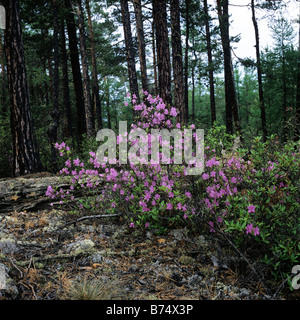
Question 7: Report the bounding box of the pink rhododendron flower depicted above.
[246,223,253,234]
[166,203,173,210]
[253,227,260,236]
[170,107,177,117]
[247,204,256,213]
[185,191,191,199]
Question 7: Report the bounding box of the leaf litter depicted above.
[0,208,297,300]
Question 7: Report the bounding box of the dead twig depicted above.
[9,257,23,278]
[216,230,272,297]
[59,212,122,229]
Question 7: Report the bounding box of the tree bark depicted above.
[64,0,86,140]
[133,0,148,93]
[153,0,172,107]
[184,0,190,121]
[251,0,267,141]
[170,0,185,124]
[3,0,42,176]
[0,31,7,113]
[216,0,240,135]
[48,0,60,173]
[191,62,195,122]
[105,77,111,130]
[74,0,94,139]
[152,21,158,96]
[203,0,216,126]
[42,28,50,109]
[60,19,73,140]
[282,48,287,141]
[86,0,102,131]
[296,14,300,140]
[120,0,140,107]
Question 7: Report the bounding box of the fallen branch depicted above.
[15,251,91,267]
[59,213,122,229]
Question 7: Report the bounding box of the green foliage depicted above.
[238,137,300,278]
[194,132,300,284]
[204,123,236,156]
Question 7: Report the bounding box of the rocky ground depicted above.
[1,205,298,301]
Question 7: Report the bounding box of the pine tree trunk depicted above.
[184,0,189,121]
[3,0,42,176]
[48,0,60,173]
[216,0,240,135]
[296,18,300,140]
[120,0,140,107]
[153,0,172,107]
[191,63,195,122]
[251,0,267,141]
[86,0,102,131]
[0,32,7,113]
[282,51,287,140]
[42,28,50,109]
[170,0,185,124]
[60,19,73,139]
[152,21,158,96]
[133,0,148,93]
[64,0,86,140]
[105,77,111,130]
[74,0,94,139]
[203,0,216,126]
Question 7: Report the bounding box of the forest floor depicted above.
[1,205,299,301]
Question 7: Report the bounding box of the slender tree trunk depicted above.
[203,0,216,126]
[3,0,42,176]
[296,14,300,140]
[64,0,86,140]
[251,0,267,141]
[60,19,73,139]
[120,0,140,107]
[184,0,190,121]
[152,21,158,96]
[282,49,287,140]
[0,31,7,113]
[74,0,94,139]
[216,0,240,135]
[48,0,60,173]
[153,0,172,107]
[133,0,148,93]
[191,63,195,122]
[170,0,185,124]
[41,28,50,108]
[105,77,111,130]
[86,0,102,131]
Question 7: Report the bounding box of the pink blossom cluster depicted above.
[47,92,200,229]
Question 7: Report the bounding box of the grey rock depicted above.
[66,239,95,255]
[91,253,105,263]
[0,263,18,299]
[169,228,188,241]
[187,274,203,287]
[0,232,18,255]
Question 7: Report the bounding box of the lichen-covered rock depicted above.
[0,263,19,299]
[66,239,95,255]
[0,232,18,255]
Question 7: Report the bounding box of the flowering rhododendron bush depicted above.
[47,93,199,234]
[47,93,300,282]
[194,132,299,279]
